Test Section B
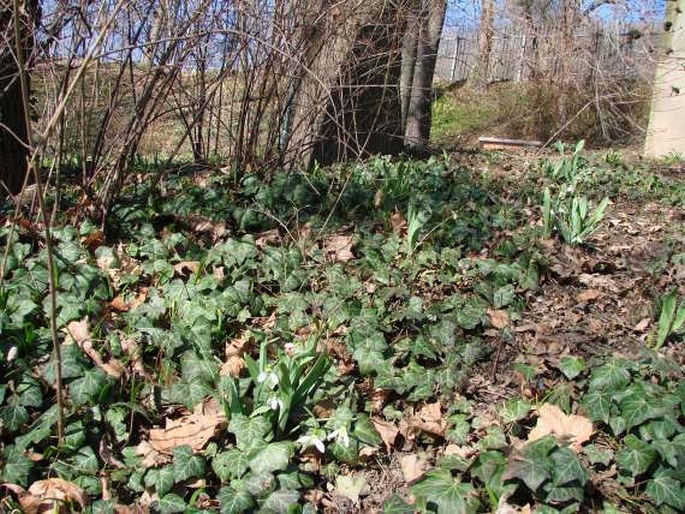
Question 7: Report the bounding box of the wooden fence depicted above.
[435,23,660,85]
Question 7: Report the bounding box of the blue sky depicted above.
[443,0,668,31]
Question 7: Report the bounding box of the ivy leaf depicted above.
[213,449,248,482]
[261,489,300,513]
[249,442,294,475]
[616,435,657,477]
[581,386,613,424]
[411,469,481,513]
[493,285,515,308]
[72,445,99,474]
[504,436,556,492]
[70,368,107,405]
[173,445,206,482]
[559,356,586,380]
[145,466,176,496]
[588,359,632,390]
[181,350,218,384]
[500,398,532,424]
[639,416,679,442]
[620,393,666,432]
[0,446,33,486]
[646,469,685,510]
[329,438,359,464]
[158,493,187,514]
[352,347,386,376]
[0,403,28,432]
[218,485,254,514]
[478,426,507,450]
[229,415,272,452]
[352,415,382,447]
[582,444,613,467]
[243,471,277,497]
[16,374,43,408]
[471,451,508,494]
[651,433,685,468]
[446,414,471,445]
[550,447,588,487]
[382,494,414,514]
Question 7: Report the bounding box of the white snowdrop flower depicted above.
[328,426,350,448]
[284,342,295,356]
[7,346,18,362]
[267,396,284,411]
[257,369,279,388]
[297,434,325,453]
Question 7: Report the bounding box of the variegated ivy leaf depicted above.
[411,469,481,514]
[616,435,657,477]
[646,468,685,510]
[213,449,248,482]
[249,442,294,475]
[157,493,186,514]
[218,485,254,514]
[500,398,532,424]
[173,445,206,482]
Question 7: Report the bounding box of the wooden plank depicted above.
[478,136,543,148]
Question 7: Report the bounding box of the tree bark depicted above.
[403,0,447,153]
[472,0,495,91]
[0,0,38,195]
[284,0,409,168]
[400,0,420,129]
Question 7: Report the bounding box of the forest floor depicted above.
[1,146,684,514]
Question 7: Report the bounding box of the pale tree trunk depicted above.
[400,0,420,129]
[0,0,38,196]
[403,0,447,153]
[472,0,495,91]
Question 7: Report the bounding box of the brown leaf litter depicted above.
[527,403,593,451]
[147,398,226,454]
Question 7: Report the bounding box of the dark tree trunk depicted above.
[285,0,410,169]
[403,0,447,153]
[312,3,408,164]
[0,0,38,196]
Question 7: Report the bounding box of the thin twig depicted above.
[13,0,64,443]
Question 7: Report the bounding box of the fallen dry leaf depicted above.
[149,401,227,454]
[488,309,510,329]
[444,444,476,460]
[220,356,245,377]
[64,319,91,344]
[321,234,355,263]
[255,229,281,248]
[372,418,400,450]
[399,453,428,484]
[578,273,620,293]
[63,319,124,378]
[334,474,367,504]
[495,498,532,514]
[390,211,407,235]
[410,401,448,437]
[635,317,651,332]
[173,261,201,276]
[576,289,602,303]
[135,441,170,468]
[528,403,593,451]
[82,230,105,251]
[359,446,379,458]
[15,478,89,513]
[188,216,227,240]
[109,296,130,312]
